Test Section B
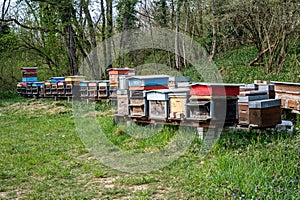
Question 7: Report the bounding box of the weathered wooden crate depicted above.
[248,99,281,127]
[190,83,240,97]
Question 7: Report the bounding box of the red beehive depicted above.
[190,83,240,97]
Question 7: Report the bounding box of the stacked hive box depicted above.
[169,76,190,89]
[272,81,300,112]
[187,83,240,122]
[127,75,169,118]
[248,99,281,127]
[65,76,86,98]
[21,67,38,82]
[238,88,281,127]
[80,81,89,98]
[32,82,44,97]
[107,68,135,101]
[238,91,269,125]
[98,80,110,98]
[49,77,65,97]
[20,67,38,96]
[145,88,190,120]
[88,81,98,99]
[116,76,131,116]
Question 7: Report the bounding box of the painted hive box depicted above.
[190,83,240,97]
[128,75,169,87]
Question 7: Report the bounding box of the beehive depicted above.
[98,81,110,98]
[272,81,300,111]
[117,90,130,116]
[248,99,281,127]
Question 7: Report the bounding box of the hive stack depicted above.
[79,81,89,98]
[107,68,135,101]
[127,75,169,118]
[19,67,38,96]
[65,76,86,98]
[98,80,110,98]
[187,83,240,123]
[238,85,281,127]
[116,76,130,116]
[50,77,65,97]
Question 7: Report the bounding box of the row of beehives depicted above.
[17,76,86,98]
[115,76,290,128]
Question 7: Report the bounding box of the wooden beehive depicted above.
[57,81,65,96]
[258,84,275,99]
[238,94,269,125]
[129,90,147,117]
[169,76,190,89]
[186,97,211,121]
[129,98,148,117]
[187,96,238,122]
[190,83,240,97]
[107,68,135,87]
[98,81,109,98]
[117,90,130,116]
[65,76,86,86]
[248,99,281,127]
[272,81,300,111]
[145,90,169,120]
[80,81,89,97]
[128,75,169,88]
[21,67,38,82]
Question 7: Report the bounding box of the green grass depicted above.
[0,98,299,199]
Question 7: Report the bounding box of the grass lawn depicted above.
[0,97,299,199]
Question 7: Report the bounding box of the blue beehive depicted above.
[128,75,169,87]
[50,77,65,83]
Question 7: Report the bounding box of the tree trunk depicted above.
[106,0,113,74]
